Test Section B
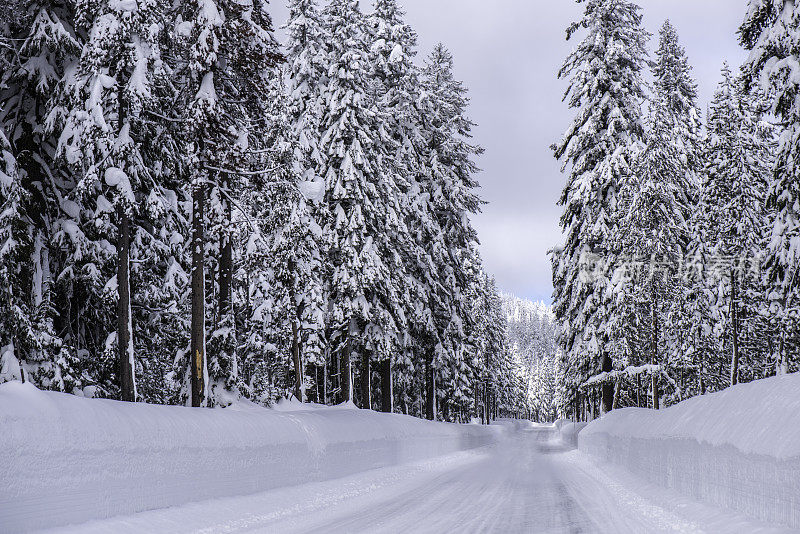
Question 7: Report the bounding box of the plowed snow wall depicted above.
[578,374,800,529]
[0,382,496,533]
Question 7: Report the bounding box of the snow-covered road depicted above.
[45,423,792,534]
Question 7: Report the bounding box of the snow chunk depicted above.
[105,167,125,187]
[0,344,21,382]
[389,43,404,64]
[109,0,138,12]
[196,72,217,106]
[104,167,135,204]
[298,180,325,203]
[60,199,81,219]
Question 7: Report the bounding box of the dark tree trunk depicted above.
[652,287,660,410]
[115,91,135,403]
[730,269,740,386]
[360,350,371,409]
[341,341,351,403]
[292,320,303,402]
[190,181,206,408]
[380,358,392,412]
[601,349,613,413]
[322,360,328,404]
[117,207,135,402]
[218,201,232,320]
[425,358,435,420]
[779,332,787,375]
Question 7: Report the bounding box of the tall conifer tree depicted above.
[553,0,649,414]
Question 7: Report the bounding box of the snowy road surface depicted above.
[46,423,792,534]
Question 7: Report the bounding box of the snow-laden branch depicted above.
[582,364,663,388]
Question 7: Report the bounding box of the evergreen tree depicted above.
[741,0,800,374]
[172,0,281,406]
[696,65,773,387]
[56,0,170,401]
[318,0,403,406]
[0,121,30,383]
[552,0,649,415]
[616,91,692,409]
[653,20,701,143]
[282,0,329,403]
[367,0,421,414]
[0,1,84,392]
[418,43,484,421]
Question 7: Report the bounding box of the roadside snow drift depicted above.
[0,382,497,533]
[579,373,800,529]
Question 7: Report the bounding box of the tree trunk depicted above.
[380,358,392,413]
[292,320,303,402]
[425,358,435,420]
[117,207,136,402]
[636,374,641,408]
[730,269,740,386]
[322,360,328,404]
[779,330,788,375]
[190,181,206,408]
[601,349,613,413]
[341,340,352,403]
[218,203,233,320]
[651,287,660,410]
[360,350,370,409]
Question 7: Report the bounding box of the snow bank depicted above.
[0,382,498,533]
[554,419,587,447]
[579,373,800,529]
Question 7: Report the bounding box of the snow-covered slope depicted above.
[0,382,497,533]
[579,373,800,528]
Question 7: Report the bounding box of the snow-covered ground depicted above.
[2,378,798,533]
[0,382,496,532]
[580,373,800,529]
[29,424,791,534]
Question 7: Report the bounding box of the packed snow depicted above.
[3,379,799,533]
[579,373,800,529]
[12,419,791,534]
[0,382,496,532]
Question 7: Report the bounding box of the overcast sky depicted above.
[268,1,748,303]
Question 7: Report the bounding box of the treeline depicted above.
[552,0,800,420]
[0,0,528,422]
[501,294,559,422]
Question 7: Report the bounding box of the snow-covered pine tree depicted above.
[0,120,30,384]
[0,1,84,392]
[616,89,692,409]
[282,0,329,404]
[245,71,326,404]
[366,0,421,414]
[318,0,403,407]
[740,0,800,375]
[650,20,703,397]
[418,43,484,422]
[697,64,773,387]
[652,19,701,164]
[172,0,281,406]
[553,0,649,415]
[284,0,327,178]
[606,21,699,409]
[57,0,171,401]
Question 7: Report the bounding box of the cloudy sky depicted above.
[269,1,748,303]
